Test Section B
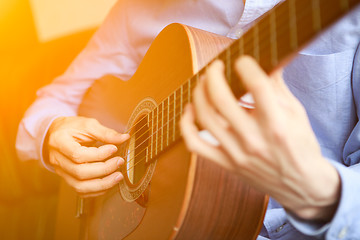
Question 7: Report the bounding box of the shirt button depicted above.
[338,227,347,239]
[275,225,284,232]
[234,28,243,38]
[275,223,287,233]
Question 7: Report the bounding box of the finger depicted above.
[59,139,120,164]
[192,79,249,161]
[52,151,124,180]
[55,167,123,194]
[204,60,250,121]
[82,118,130,144]
[180,104,234,170]
[204,60,255,138]
[271,69,298,101]
[235,56,276,113]
[192,77,229,131]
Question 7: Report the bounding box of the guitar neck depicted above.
[144,0,360,161]
[224,0,360,97]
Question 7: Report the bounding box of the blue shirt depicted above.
[258,6,360,240]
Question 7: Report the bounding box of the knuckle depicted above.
[48,131,61,148]
[73,183,86,194]
[73,166,86,180]
[86,118,99,128]
[102,162,115,176]
[243,138,262,156]
[188,140,202,155]
[71,149,83,163]
[269,122,286,144]
[94,151,103,162]
[99,180,113,191]
[185,142,196,153]
[233,154,246,167]
[48,154,57,166]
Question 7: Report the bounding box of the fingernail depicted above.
[108,145,117,152]
[117,157,124,166]
[114,173,123,182]
[123,134,130,140]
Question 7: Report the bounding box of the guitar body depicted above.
[54,23,268,240]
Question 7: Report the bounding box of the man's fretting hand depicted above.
[46,116,130,198]
[180,56,340,221]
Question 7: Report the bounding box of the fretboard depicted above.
[146,0,360,161]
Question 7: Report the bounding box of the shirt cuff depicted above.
[286,212,329,237]
[38,115,63,172]
[286,160,360,239]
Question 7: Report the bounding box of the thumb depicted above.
[85,119,130,144]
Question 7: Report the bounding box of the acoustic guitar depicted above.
[54,0,360,239]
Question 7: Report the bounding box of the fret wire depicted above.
[226,48,231,84]
[270,10,278,67]
[164,99,168,147]
[312,0,322,32]
[155,106,158,156]
[145,146,149,163]
[253,24,260,61]
[173,90,176,141]
[167,97,170,146]
[289,0,298,50]
[238,36,244,56]
[341,0,350,10]
[159,103,163,152]
[161,101,164,151]
[150,110,153,158]
[148,113,152,160]
[180,84,184,115]
[188,79,191,105]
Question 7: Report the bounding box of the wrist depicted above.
[292,160,341,221]
[42,116,67,169]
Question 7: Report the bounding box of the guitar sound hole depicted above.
[126,115,150,185]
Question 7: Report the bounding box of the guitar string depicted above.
[117,0,350,142]
[123,0,351,172]
[127,0,354,171]
[121,2,326,172]
[119,1,317,167]
[119,0,296,138]
[118,0,306,149]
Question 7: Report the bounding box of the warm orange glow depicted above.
[0,0,16,20]
[29,0,116,42]
[0,0,107,238]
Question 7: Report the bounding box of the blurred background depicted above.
[0,0,115,238]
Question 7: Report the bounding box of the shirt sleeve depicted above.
[286,162,360,239]
[287,42,360,239]
[15,0,139,169]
